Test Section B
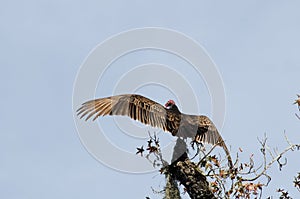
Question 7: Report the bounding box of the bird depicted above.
[77,94,233,168]
[294,94,300,111]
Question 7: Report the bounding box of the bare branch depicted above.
[197,140,223,167]
[241,134,300,183]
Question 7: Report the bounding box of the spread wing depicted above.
[195,116,224,145]
[77,94,169,131]
[177,115,223,144]
[180,115,233,168]
[197,115,233,167]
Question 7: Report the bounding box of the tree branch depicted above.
[167,138,216,199]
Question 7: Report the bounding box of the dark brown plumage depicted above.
[77,94,232,168]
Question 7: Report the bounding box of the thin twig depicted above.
[197,140,223,167]
[241,136,299,182]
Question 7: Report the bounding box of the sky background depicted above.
[1,1,300,198]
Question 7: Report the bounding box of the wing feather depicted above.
[194,115,224,146]
[196,115,233,168]
[77,94,168,131]
[177,114,233,167]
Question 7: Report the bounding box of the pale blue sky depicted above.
[1,1,300,198]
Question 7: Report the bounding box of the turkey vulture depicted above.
[77,94,233,168]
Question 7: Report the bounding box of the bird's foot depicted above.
[190,139,204,160]
[190,139,203,150]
